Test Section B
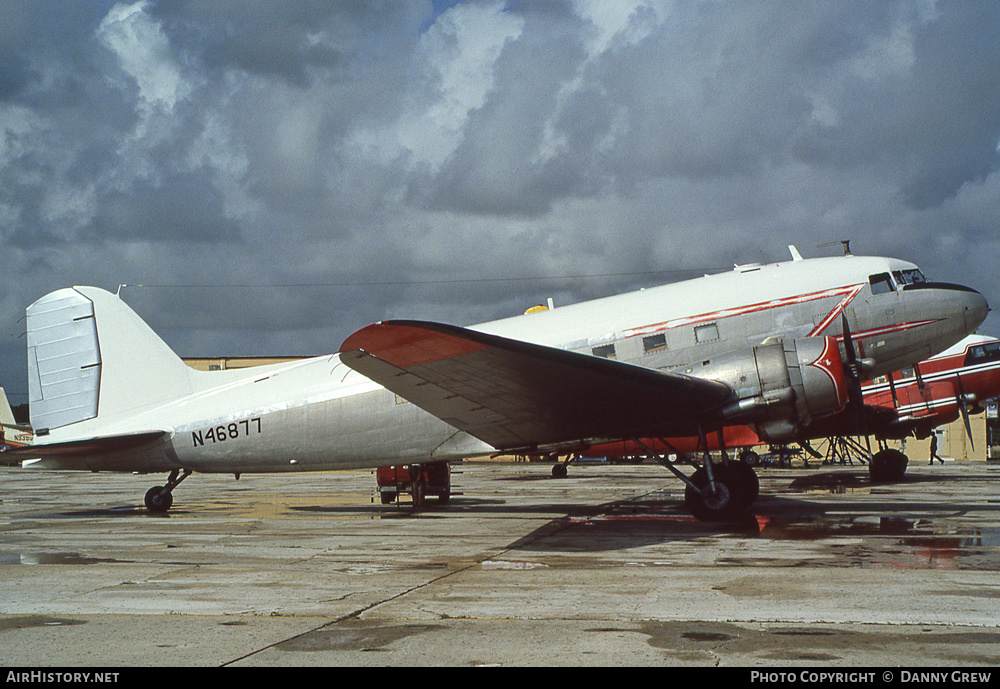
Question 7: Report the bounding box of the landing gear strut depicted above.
[144,469,191,514]
[634,436,759,522]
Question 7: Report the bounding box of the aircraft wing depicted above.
[340,320,732,453]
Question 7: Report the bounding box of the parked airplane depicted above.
[577,334,1000,490]
[2,247,988,520]
[0,387,34,459]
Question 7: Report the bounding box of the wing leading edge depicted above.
[340,320,732,453]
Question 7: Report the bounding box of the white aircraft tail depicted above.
[0,387,14,426]
[26,287,194,433]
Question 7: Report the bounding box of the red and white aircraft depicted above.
[576,334,1000,495]
[2,247,989,520]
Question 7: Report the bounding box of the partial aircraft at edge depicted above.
[1,247,989,520]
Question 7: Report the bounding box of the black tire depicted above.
[739,449,761,467]
[551,463,568,479]
[144,486,173,513]
[684,464,757,522]
[726,461,760,509]
[869,449,908,483]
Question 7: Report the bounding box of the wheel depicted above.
[551,463,568,479]
[726,461,759,507]
[869,449,908,483]
[411,474,426,509]
[739,449,760,467]
[684,463,757,522]
[144,486,173,513]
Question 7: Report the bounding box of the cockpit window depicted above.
[892,269,926,285]
[965,341,1000,366]
[868,272,895,295]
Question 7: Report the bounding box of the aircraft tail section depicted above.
[27,287,193,433]
[0,386,15,426]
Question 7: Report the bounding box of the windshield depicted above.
[893,269,926,285]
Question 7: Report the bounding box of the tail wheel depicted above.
[144,486,173,513]
[684,463,758,522]
[143,469,190,513]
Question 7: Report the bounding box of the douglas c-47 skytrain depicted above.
[1,247,989,520]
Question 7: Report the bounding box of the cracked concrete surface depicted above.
[1,461,998,666]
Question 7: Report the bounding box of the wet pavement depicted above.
[0,460,998,666]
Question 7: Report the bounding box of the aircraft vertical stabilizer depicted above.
[0,387,15,426]
[27,287,193,433]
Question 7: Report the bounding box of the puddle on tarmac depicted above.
[0,552,118,566]
[746,516,1000,569]
[754,515,999,545]
[276,621,440,653]
[0,616,86,631]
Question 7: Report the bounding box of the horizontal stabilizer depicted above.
[2,430,166,458]
[340,320,732,452]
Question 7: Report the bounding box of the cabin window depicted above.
[965,341,1000,366]
[592,343,616,360]
[899,367,915,379]
[694,323,719,343]
[642,333,667,353]
[869,272,894,295]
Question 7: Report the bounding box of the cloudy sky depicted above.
[2,0,1000,406]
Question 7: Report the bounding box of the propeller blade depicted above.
[959,398,975,450]
[841,313,858,363]
[955,374,975,450]
[840,313,870,451]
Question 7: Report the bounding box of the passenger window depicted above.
[869,273,894,295]
[694,323,719,343]
[643,333,667,353]
[592,344,616,360]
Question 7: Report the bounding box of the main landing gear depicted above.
[633,437,759,522]
[144,468,191,514]
[868,447,908,483]
[821,436,909,483]
[683,462,759,522]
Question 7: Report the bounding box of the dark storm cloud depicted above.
[2,0,1000,403]
[85,169,241,242]
[422,2,592,216]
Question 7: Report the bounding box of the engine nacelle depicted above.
[685,336,850,442]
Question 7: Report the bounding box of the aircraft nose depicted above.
[963,287,990,332]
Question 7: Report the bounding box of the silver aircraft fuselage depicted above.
[21,253,989,475]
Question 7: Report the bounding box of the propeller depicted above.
[954,374,976,450]
[841,313,873,452]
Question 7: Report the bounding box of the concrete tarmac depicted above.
[0,460,998,667]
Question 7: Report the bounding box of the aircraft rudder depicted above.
[26,287,193,432]
[0,386,14,426]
